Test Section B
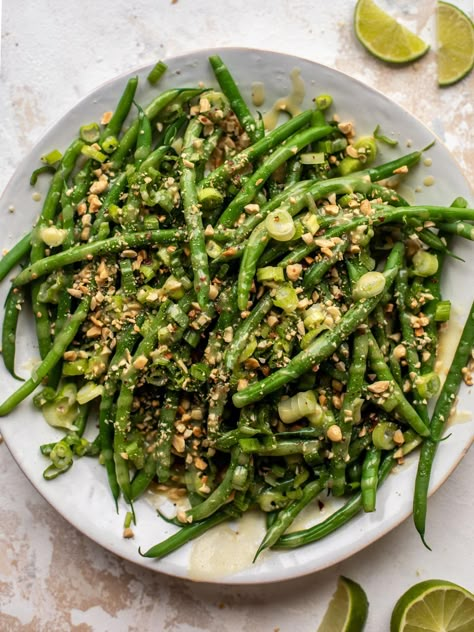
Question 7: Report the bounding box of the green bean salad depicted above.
[1,56,473,561]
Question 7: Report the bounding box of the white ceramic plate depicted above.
[0,48,473,584]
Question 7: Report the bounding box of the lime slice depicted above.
[390,579,474,632]
[437,1,474,86]
[354,0,429,64]
[317,576,369,632]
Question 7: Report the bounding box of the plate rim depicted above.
[0,46,473,585]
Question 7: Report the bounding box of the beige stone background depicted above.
[0,1,472,630]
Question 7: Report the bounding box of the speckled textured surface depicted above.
[0,0,473,630]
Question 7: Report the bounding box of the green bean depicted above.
[139,509,236,559]
[155,389,180,483]
[0,232,32,282]
[413,299,474,547]
[2,287,25,380]
[436,221,474,241]
[254,472,328,559]
[366,332,430,437]
[361,446,381,512]
[216,124,333,228]
[275,452,395,549]
[233,244,404,408]
[304,239,349,292]
[209,55,262,143]
[100,76,138,142]
[330,331,368,496]
[110,88,200,168]
[0,284,93,416]
[200,110,313,191]
[13,228,184,287]
[180,117,211,309]
[224,293,274,375]
[184,446,242,522]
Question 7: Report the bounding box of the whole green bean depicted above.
[13,228,184,287]
[2,287,25,380]
[180,117,211,309]
[413,299,474,547]
[209,55,263,143]
[0,232,32,282]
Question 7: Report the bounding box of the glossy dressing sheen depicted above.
[263,68,305,130]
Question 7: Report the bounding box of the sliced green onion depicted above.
[265,209,296,242]
[101,135,119,154]
[412,250,439,277]
[239,336,257,363]
[316,138,347,154]
[50,440,74,471]
[352,271,386,300]
[278,390,318,424]
[232,465,249,490]
[143,215,160,230]
[353,136,377,163]
[302,213,320,235]
[124,511,133,529]
[41,384,79,431]
[81,144,107,163]
[147,60,168,85]
[256,266,285,283]
[415,372,441,399]
[76,383,104,405]
[299,152,325,165]
[62,358,89,376]
[338,156,363,176]
[41,149,63,165]
[168,303,189,328]
[434,300,451,322]
[80,122,100,144]
[314,94,333,110]
[39,226,68,248]
[161,275,184,300]
[190,363,211,382]
[372,421,399,450]
[373,124,398,147]
[205,239,223,259]
[303,304,326,330]
[198,187,224,211]
[273,283,299,312]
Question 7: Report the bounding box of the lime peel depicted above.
[437,1,474,87]
[390,579,474,632]
[317,576,369,632]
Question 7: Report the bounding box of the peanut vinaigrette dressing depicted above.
[188,511,264,579]
[262,68,305,130]
[251,81,265,108]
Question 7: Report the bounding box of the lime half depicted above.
[390,579,474,632]
[354,0,429,64]
[437,1,474,86]
[317,576,369,632]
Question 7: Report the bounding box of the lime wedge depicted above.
[317,576,369,632]
[390,579,474,632]
[437,1,474,86]
[354,0,429,64]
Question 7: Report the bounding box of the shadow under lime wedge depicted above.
[390,579,474,632]
[437,1,474,86]
[354,0,429,64]
[317,576,369,632]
